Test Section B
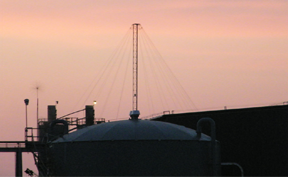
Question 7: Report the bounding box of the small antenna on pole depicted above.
[130,23,141,120]
[36,86,39,124]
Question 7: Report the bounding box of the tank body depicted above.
[50,119,221,176]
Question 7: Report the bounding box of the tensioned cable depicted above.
[100,34,132,118]
[141,28,198,111]
[72,27,131,112]
[116,46,132,119]
[140,32,182,110]
[138,30,168,112]
[145,37,184,110]
[140,30,178,111]
[140,31,179,111]
[149,30,194,110]
[72,25,197,119]
[90,28,131,106]
[138,32,154,114]
[98,30,132,117]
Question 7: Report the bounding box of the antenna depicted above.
[34,83,41,126]
[130,23,141,120]
[36,86,39,124]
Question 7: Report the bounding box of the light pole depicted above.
[93,100,97,118]
[24,99,29,128]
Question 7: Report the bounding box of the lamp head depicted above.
[24,99,29,106]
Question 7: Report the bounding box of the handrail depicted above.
[25,127,42,142]
[140,112,164,120]
[0,141,26,148]
[57,108,85,119]
[27,116,106,142]
[141,110,178,120]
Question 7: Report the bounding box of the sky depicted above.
[1,0,288,176]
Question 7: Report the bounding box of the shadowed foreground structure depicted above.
[50,119,221,176]
[5,104,287,176]
[152,105,288,176]
[23,105,222,176]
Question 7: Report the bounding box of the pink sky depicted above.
[1,0,288,175]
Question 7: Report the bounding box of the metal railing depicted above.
[95,118,105,123]
[62,117,86,126]
[141,110,175,120]
[0,141,25,148]
[25,127,41,142]
[27,117,106,141]
[62,117,105,126]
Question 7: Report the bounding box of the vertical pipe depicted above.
[197,117,217,176]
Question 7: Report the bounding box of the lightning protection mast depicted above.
[130,23,141,120]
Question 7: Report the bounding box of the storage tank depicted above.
[49,118,221,176]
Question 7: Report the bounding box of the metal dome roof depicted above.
[53,119,211,142]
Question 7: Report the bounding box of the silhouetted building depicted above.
[152,105,288,176]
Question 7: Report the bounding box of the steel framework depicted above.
[132,23,140,111]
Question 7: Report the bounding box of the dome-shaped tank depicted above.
[49,119,221,176]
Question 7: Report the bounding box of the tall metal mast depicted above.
[130,23,140,120]
[132,23,139,111]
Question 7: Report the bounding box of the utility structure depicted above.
[0,104,105,177]
[130,23,141,120]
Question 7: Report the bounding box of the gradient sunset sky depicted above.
[1,0,288,175]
